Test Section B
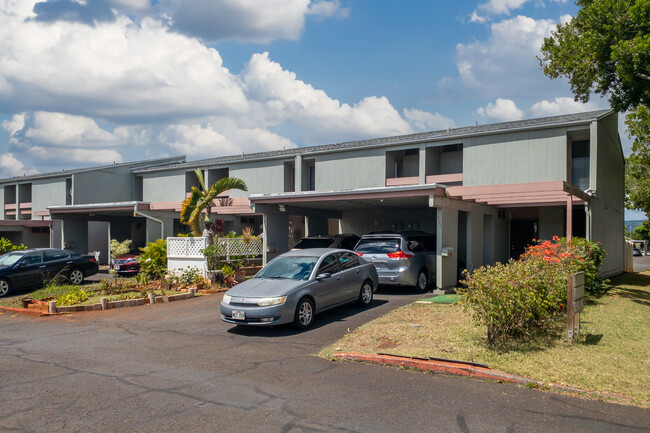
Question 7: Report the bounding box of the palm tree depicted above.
[180,169,248,237]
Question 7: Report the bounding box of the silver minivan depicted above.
[354,232,436,292]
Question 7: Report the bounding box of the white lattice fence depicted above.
[167,237,209,275]
[214,238,263,261]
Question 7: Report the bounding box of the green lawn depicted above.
[320,271,650,407]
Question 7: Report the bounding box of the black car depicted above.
[0,248,99,297]
[291,234,360,251]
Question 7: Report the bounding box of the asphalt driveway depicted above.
[0,288,647,433]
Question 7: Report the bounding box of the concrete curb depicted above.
[332,352,635,403]
[332,352,534,385]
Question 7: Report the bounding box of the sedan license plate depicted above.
[232,310,246,320]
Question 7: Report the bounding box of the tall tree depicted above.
[625,106,650,213]
[539,0,650,215]
[539,0,650,112]
[180,169,248,236]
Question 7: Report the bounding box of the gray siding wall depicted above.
[316,148,385,190]
[74,166,134,204]
[230,161,285,197]
[0,187,3,219]
[31,178,68,215]
[591,113,625,276]
[463,128,568,186]
[142,170,186,202]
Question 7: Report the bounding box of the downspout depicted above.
[133,203,164,241]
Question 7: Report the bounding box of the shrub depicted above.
[109,239,132,260]
[460,236,605,343]
[56,288,90,306]
[0,237,26,255]
[139,239,167,279]
[169,266,203,288]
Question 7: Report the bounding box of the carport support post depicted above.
[436,207,458,291]
[466,211,484,272]
[263,212,290,265]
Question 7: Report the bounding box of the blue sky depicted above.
[0,0,645,219]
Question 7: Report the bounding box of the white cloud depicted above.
[307,0,350,18]
[470,11,487,23]
[0,8,249,120]
[241,52,412,142]
[455,15,560,98]
[163,0,349,43]
[477,0,530,15]
[155,118,297,158]
[529,97,601,117]
[403,109,456,131]
[2,111,125,166]
[477,98,525,121]
[24,112,122,148]
[0,153,38,178]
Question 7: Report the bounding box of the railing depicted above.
[167,237,209,276]
[213,237,263,262]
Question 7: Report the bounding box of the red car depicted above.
[112,253,140,276]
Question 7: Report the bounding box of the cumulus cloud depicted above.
[477,0,530,16]
[455,15,560,98]
[403,108,456,131]
[241,52,412,142]
[163,0,348,43]
[477,98,525,121]
[529,97,601,117]
[0,153,39,178]
[0,1,451,174]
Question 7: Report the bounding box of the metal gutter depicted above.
[133,203,164,241]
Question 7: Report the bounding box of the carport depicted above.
[250,184,499,290]
[48,202,178,264]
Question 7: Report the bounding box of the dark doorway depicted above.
[510,220,538,259]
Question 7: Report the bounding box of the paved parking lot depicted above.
[1,288,648,433]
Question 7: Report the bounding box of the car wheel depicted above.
[0,278,10,297]
[357,280,373,307]
[293,297,315,330]
[69,269,84,285]
[414,269,429,293]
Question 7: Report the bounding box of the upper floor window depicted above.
[571,140,590,190]
[386,149,419,178]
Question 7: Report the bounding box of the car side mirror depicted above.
[316,272,331,280]
[17,262,27,268]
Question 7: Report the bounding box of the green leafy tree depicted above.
[625,106,650,214]
[180,169,248,236]
[539,0,650,112]
[539,0,650,216]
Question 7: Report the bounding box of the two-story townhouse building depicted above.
[0,110,624,287]
[0,156,185,263]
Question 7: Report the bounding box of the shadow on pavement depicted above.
[225,298,389,337]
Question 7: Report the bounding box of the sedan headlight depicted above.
[257,296,287,307]
[222,294,231,304]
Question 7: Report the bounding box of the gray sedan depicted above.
[220,248,378,329]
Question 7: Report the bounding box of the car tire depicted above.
[293,297,315,330]
[414,269,429,293]
[357,280,373,307]
[0,278,10,297]
[69,269,84,285]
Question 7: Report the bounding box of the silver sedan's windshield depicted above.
[0,251,26,266]
[256,256,318,280]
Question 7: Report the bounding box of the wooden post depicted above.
[566,194,572,242]
[567,272,585,343]
[567,274,574,342]
[100,297,108,310]
[48,300,57,314]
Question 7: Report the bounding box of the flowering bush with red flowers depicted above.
[459,236,605,343]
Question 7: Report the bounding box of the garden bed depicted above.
[320,271,650,407]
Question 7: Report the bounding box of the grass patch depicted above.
[321,271,650,407]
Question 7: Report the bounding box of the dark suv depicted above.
[291,234,360,251]
[354,232,436,292]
